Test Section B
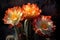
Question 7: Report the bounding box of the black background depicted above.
[0,0,57,40]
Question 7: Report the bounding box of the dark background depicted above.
[0,0,57,40]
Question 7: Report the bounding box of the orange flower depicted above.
[3,6,23,26]
[22,3,41,18]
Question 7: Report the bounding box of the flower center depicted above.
[10,14,18,20]
[41,23,47,30]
